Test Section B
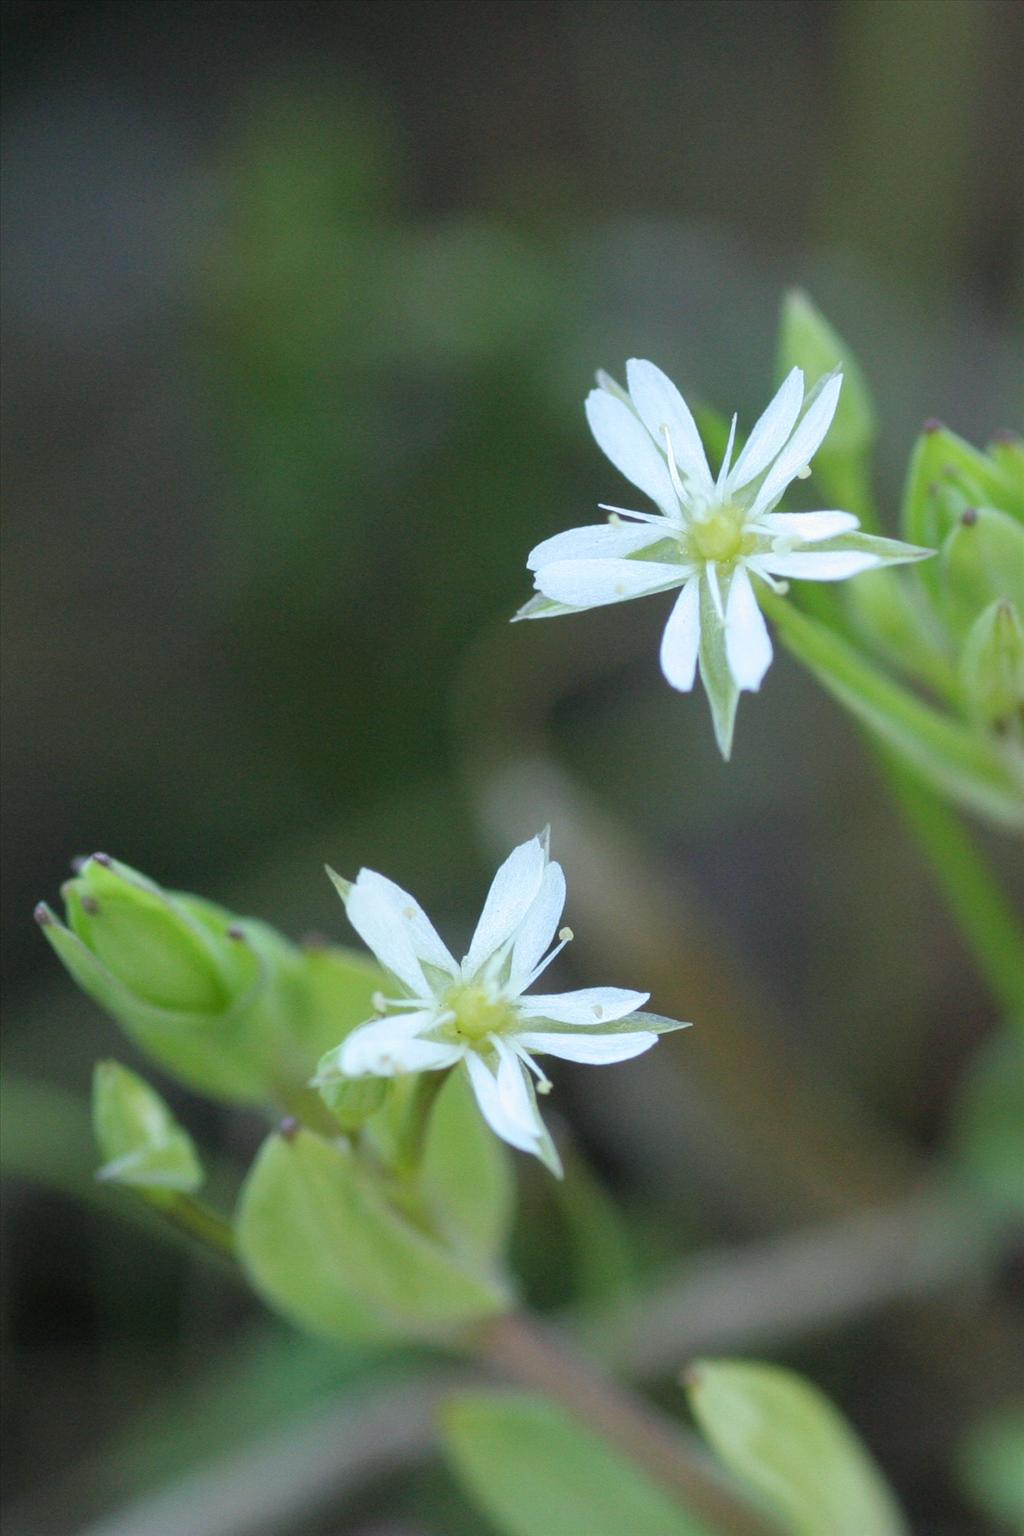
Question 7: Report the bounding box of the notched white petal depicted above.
[659,577,701,692]
[527,522,667,571]
[725,565,773,691]
[465,1049,544,1155]
[624,359,713,495]
[514,1029,659,1064]
[464,836,549,975]
[749,372,843,518]
[757,549,880,581]
[756,510,860,542]
[727,367,804,493]
[585,389,678,512]
[534,558,690,610]
[339,1013,461,1077]
[517,986,649,1025]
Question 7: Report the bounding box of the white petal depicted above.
[727,368,804,492]
[340,1014,463,1077]
[659,577,701,691]
[517,987,649,1025]
[508,859,567,993]
[756,550,879,581]
[725,565,773,692]
[534,558,689,610]
[346,871,456,995]
[625,359,713,495]
[514,1029,659,1064]
[526,522,668,571]
[464,836,550,976]
[585,389,677,512]
[465,1048,544,1154]
[748,373,843,517]
[755,510,859,541]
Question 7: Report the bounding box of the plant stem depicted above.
[394,1070,446,1174]
[474,1311,781,1536]
[880,752,1024,1020]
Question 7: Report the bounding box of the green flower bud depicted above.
[36,856,382,1108]
[960,599,1024,735]
[940,506,1024,641]
[314,1063,389,1132]
[902,423,1017,554]
[93,1060,203,1194]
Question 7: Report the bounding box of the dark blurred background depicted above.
[3,2,1023,1533]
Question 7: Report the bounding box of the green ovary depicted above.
[446,983,512,1043]
[687,505,746,564]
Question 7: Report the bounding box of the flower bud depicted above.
[93,1060,203,1194]
[959,599,1024,735]
[940,505,1024,641]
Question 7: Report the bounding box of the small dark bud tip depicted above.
[301,931,329,950]
[81,895,101,915]
[33,903,52,926]
[961,507,979,526]
[226,925,246,942]
[91,852,112,867]
[70,856,88,874]
[923,418,943,435]
[993,429,1019,444]
[278,1116,300,1141]
[682,1365,703,1390]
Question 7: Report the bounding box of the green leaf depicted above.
[940,505,1024,640]
[686,1360,908,1536]
[236,1126,510,1345]
[845,568,957,700]
[420,1069,514,1273]
[92,1061,203,1194]
[777,292,877,524]
[958,1403,1024,1528]
[762,592,1024,831]
[698,572,740,760]
[952,1027,1024,1217]
[443,1391,712,1536]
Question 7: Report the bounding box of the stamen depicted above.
[607,512,622,526]
[509,1038,553,1094]
[660,425,688,503]
[599,503,671,527]
[716,413,738,491]
[520,925,575,992]
[746,559,790,595]
[796,464,812,480]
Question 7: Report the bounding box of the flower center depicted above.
[446,983,512,1043]
[687,504,745,564]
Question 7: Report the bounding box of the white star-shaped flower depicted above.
[315,833,685,1176]
[517,360,930,756]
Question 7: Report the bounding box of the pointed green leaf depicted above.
[698,573,739,760]
[443,1391,713,1536]
[420,1068,514,1273]
[762,592,1024,830]
[92,1061,203,1194]
[686,1359,908,1536]
[236,1126,510,1345]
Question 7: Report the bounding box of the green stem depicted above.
[394,1070,446,1175]
[880,753,1024,1021]
[154,1192,237,1261]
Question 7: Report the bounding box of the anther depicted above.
[961,507,978,526]
[81,895,101,916]
[278,1117,300,1141]
[372,990,388,1015]
[226,925,246,942]
[558,927,574,943]
[33,903,52,926]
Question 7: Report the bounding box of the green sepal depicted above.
[777,291,877,524]
[698,571,739,760]
[512,593,584,622]
[959,599,1024,734]
[92,1060,203,1194]
[443,1390,712,1536]
[939,505,1024,641]
[235,1125,511,1345]
[686,1358,909,1536]
[316,1071,389,1131]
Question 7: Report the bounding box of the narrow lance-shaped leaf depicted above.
[92,1060,203,1194]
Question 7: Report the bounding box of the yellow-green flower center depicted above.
[446,983,512,1042]
[687,504,746,563]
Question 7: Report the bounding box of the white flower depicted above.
[517,361,930,756]
[314,832,686,1176]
